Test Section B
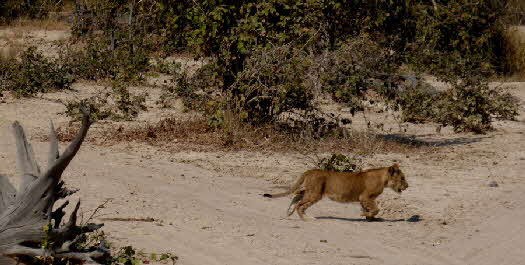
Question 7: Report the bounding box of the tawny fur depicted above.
[263,164,408,221]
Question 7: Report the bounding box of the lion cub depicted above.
[263,164,408,221]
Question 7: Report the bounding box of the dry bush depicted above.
[54,124,79,142]
[99,116,432,154]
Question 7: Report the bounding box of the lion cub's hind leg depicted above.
[297,201,318,221]
[287,190,305,217]
[296,187,323,221]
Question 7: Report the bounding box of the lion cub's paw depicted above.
[365,216,379,222]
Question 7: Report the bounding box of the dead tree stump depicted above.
[0,108,109,264]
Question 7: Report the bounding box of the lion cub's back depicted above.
[303,169,366,202]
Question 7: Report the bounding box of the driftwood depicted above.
[0,108,108,264]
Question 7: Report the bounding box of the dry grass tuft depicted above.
[55,124,79,142]
[0,17,70,31]
[0,30,26,60]
[95,116,433,154]
[507,0,525,25]
[0,45,23,60]
[504,26,525,80]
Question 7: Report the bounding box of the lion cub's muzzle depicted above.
[396,183,409,193]
[392,181,409,194]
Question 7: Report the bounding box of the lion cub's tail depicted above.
[263,174,306,198]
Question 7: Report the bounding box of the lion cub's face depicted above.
[387,164,409,194]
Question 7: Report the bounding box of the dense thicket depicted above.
[0,0,64,22]
[1,0,520,133]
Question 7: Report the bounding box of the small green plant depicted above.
[317,153,362,172]
[154,60,183,75]
[41,222,54,250]
[113,245,178,265]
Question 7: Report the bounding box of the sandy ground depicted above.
[1,28,525,265]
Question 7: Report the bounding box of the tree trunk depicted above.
[0,107,108,264]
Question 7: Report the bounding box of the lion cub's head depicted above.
[387,164,408,193]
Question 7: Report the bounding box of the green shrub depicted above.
[66,0,153,83]
[62,35,150,83]
[153,0,412,91]
[71,0,512,82]
[232,44,315,125]
[319,36,400,113]
[158,59,222,112]
[70,0,513,83]
[66,0,518,134]
[398,76,518,133]
[1,46,73,97]
[154,60,184,75]
[64,84,147,122]
[71,0,192,55]
[435,78,518,133]
[398,85,440,124]
[408,0,507,77]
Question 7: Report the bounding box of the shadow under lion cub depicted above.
[263,164,408,221]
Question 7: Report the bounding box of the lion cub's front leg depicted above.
[359,196,380,221]
[360,201,370,216]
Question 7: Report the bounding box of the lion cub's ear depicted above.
[388,164,399,176]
